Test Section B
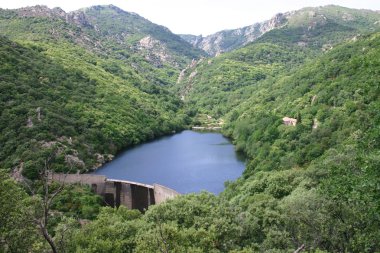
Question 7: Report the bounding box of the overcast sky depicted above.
[1,0,380,35]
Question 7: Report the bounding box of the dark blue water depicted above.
[92,130,245,194]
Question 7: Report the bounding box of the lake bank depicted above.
[92,130,245,194]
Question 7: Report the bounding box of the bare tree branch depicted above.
[294,244,305,253]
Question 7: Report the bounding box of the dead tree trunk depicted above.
[23,150,70,253]
[294,244,305,253]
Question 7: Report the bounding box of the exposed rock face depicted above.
[312,118,319,129]
[39,137,86,170]
[65,154,85,168]
[188,70,197,81]
[65,11,93,28]
[180,13,287,56]
[10,5,202,69]
[27,117,33,128]
[36,107,42,121]
[311,95,318,105]
[177,69,186,84]
[180,6,380,56]
[15,5,92,28]
[283,117,297,126]
[93,153,115,170]
[16,5,66,18]
[40,141,58,148]
[11,162,25,182]
[342,12,354,21]
[95,153,105,164]
[138,36,176,67]
[57,136,73,145]
[176,58,202,98]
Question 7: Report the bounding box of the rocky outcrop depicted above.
[65,154,85,168]
[16,5,66,18]
[39,137,88,170]
[138,36,176,67]
[10,5,202,69]
[36,107,42,121]
[27,117,33,128]
[177,69,186,84]
[26,107,43,127]
[15,5,91,28]
[176,58,202,99]
[312,118,319,129]
[65,10,93,28]
[180,6,380,56]
[11,162,25,182]
[93,153,115,170]
[283,117,297,126]
[180,13,287,56]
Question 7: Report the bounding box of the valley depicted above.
[0,3,380,253]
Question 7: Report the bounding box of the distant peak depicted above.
[21,4,49,10]
[15,5,66,18]
[107,4,122,10]
[76,5,142,19]
[82,4,127,13]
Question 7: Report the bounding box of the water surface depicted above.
[93,130,245,194]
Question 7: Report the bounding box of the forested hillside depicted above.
[0,36,189,179]
[86,31,380,253]
[1,4,380,253]
[176,42,313,118]
[0,5,204,85]
[0,5,206,177]
[176,5,380,119]
[2,28,379,253]
[221,32,380,251]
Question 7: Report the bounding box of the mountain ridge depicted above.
[1,4,380,252]
[0,5,205,69]
[0,5,203,178]
[180,5,380,55]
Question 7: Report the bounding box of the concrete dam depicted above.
[50,173,180,211]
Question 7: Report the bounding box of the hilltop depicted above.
[180,5,380,55]
[0,4,379,253]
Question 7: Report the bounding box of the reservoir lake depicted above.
[92,130,245,194]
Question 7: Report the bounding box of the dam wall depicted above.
[49,173,179,211]
[153,183,181,204]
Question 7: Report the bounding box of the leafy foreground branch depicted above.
[1,153,379,253]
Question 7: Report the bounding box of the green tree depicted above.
[0,170,42,252]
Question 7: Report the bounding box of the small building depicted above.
[283,117,297,126]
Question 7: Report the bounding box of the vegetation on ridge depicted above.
[0,4,380,253]
[0,36,188,179]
